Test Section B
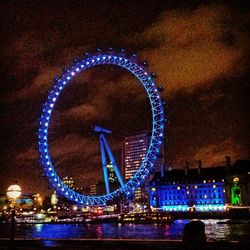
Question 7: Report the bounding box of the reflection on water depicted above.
[203,219,230,241]
[96,225,103,239]
[34,223,43,233]
[1,219,250,241]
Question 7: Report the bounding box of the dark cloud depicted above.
[133,4,249,93]
[166,78,249,167]
[0,0,249,196]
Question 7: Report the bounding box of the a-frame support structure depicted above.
[93,125,124,194]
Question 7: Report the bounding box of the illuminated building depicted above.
[225,159,250,206]
[51,191,58,206]
[150,158,250,212]
[231,177,241,205]
[17,193,38,209]
[90,181,119,196]
[122,131,164,201]
[107,163,118,183]
[63,177,90,195]
[0,193,38,211]
[62,177,75,189]
[90,184,97,196]
[33,193,43,207]
[150,167,226,212]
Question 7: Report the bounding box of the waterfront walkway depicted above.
[0,239,249,250]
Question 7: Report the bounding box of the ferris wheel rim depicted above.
[38,51,165,205]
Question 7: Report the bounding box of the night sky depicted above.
[1,0,249,196]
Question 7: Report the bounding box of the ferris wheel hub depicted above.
[92,125,111,134]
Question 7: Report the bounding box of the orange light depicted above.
[233,177,239,183]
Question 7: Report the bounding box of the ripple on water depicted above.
[1,219,250,241]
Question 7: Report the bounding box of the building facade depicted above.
[62,176,75,189]
[149,159,250,212]
[225,160,250,207]
[122,130,164,202]
[0,193,38,212]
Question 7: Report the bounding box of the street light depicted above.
[7,184,21,200]
[7,184,22,249]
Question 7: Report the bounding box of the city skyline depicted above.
[1,0,250,196]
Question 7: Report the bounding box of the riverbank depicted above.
[170,210,250,219]
[2,210,250,225]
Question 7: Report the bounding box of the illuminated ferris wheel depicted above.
[38,49,165,205]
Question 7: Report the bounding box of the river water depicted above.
[1,219,250,241]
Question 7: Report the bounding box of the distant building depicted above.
[62,176,90,195]
[63,176,75,189]
[149,158,250,212]
[90,181,119,196]
[51,191,58,206]
[225,159,250,207]
[150,166,226,212]
[90,184,97,196]
[107,163,118,184]
[0,193,37,211]
[122,130,164,202]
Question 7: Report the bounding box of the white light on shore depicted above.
[7,184,22,199]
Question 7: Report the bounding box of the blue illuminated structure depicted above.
[93,125,124,194]
[38,49,165,205]
[150,167,226,212]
